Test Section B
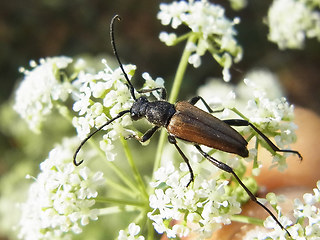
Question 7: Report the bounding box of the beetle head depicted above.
[130,96,148,121]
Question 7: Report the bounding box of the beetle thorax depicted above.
[130,96,176,127]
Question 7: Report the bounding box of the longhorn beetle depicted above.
[73,15,302,237]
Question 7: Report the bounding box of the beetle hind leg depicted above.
[194,144,292,237]
[223,119,302,160]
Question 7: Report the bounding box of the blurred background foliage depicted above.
[0,0,319,239]
[1,0,320,107]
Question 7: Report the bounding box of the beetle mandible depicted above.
[73,15,302,237]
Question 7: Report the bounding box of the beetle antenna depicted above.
[110,15,137,101]
[73,110,130,166]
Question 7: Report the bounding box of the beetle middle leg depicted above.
[167,135,194,187]
[223,119,302,160]
[194,144,292,237]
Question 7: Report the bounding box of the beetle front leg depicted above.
[125,126,159,142]
[194,144,292,238]
[223,119,302,160]
[167,135,194,187]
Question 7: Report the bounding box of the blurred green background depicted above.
[0,0,319,239]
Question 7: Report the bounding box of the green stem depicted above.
[153,34,197,176]
[147,218,154,240]
[96,196,145,207]
[231,107,248,120]
[230,214,264,226]
[120,136,149,200]
[173,32,193,45]
[98,206,138,216]
[89,140,140,194]
[168,34,197,103]
[105,178,136,198]
[253,138,259,170]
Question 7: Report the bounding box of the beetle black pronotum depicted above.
[73,15,302,237]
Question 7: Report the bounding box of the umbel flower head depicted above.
[148,161,243,238]
[14,57,73,133]
[118,223,145,240]
[158,0,242,81]
[266,0,320,49]
[18,137,105,240]
[244,181,320,239]
[72,59,165,161]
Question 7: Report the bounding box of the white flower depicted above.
[148,161,242,239]
[196,78,236,111]
[254,181,320,239]
[72,59,165,161]
[157,1,189,28]
[159,32,177,46]
[266,0,320,49]
[141,72,165,100]
[118,223,145,240]
[18,137,105,240]
[241,79,298,170]
[14,56,73,133]
[157,0,242,81]
[238,69,284,100]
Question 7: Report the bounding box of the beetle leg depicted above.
[223,119,302,160]
[194,144,292,237]
[167,135,194,187]
[138,87,167,100]
[125,126,159,142]
[189,96,224,114]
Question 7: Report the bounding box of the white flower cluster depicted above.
[242,79,297,171]
[291,181,320,238]
[72,60,165,161]
[197,70,298,172]
[158,0,242,81]
[14,57,73,133]
[18,137,105,240]
[118,223,145,240]
[72,61,136,140]
[249,181,320,239]
[148,161,242,239]
[267,0,320,49]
